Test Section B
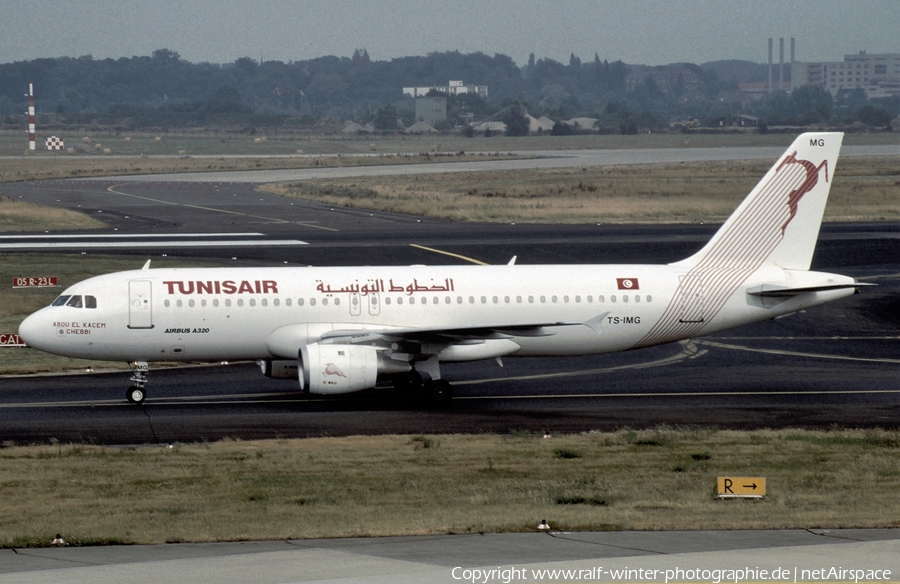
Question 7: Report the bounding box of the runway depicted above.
[2,147,900,443]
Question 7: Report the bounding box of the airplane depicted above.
[18,132,865,404]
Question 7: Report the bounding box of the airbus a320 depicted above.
[19,133,864,404]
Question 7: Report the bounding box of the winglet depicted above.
[141,260,152,270]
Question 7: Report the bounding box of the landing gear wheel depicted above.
[126,385,146,404]
[427,379,453,404]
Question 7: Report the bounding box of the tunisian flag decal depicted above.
[616,278,639,290]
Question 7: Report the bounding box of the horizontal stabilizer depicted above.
[747,282,873,298]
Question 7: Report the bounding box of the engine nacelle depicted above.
[258,359,299,380]
[299,344,379,394]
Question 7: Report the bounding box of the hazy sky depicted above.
[1,0,897,67]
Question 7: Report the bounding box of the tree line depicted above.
[0,49,895,133]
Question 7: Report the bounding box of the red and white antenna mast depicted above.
[27,81,36,151]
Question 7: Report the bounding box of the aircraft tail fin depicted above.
[674,132,843,271]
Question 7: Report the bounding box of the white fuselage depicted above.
[19,263,855,363]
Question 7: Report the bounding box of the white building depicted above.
[793,52,900,98]
[403,80,488,98]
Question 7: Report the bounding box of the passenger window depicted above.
[52,295,71,307]
[66,295,83,308]
[85,295,97,309]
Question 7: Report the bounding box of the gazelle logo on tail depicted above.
[779,152,829,235]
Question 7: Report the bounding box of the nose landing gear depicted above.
[127,361,149,404]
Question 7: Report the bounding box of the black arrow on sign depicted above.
[743,483,757,490]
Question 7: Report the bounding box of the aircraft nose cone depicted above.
[18,311,45,349]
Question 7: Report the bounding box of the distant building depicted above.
[793,51,900,98]
[342,121,375,134]
[404,120,438,134]
[526,115,555,133]
[403,80,488,98]
[415,97,447,127]
[563,117,599,131]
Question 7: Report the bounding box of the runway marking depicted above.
[105,184,339,232]
[0,240,307,249]
[712,335,900,341]
[454,388,900,401]
[409,244,489,265]
[0,233,266,239]
[697,339,900,365]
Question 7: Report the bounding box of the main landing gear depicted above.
[393,368,453,404]
[127,361,149,404]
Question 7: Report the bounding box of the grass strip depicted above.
[1,428,898,547]
[0,151,523,184]
[262,156,900,224]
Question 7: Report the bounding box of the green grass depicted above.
[1,428,899,547]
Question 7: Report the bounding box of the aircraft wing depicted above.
[318,312,610,345]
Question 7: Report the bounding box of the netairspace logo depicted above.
[450,565,893,583]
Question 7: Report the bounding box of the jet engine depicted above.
[299,344,379,394]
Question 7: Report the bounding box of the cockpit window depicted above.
[85,295,97,309]
[66,296,83,308]
[52,295,71,307]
